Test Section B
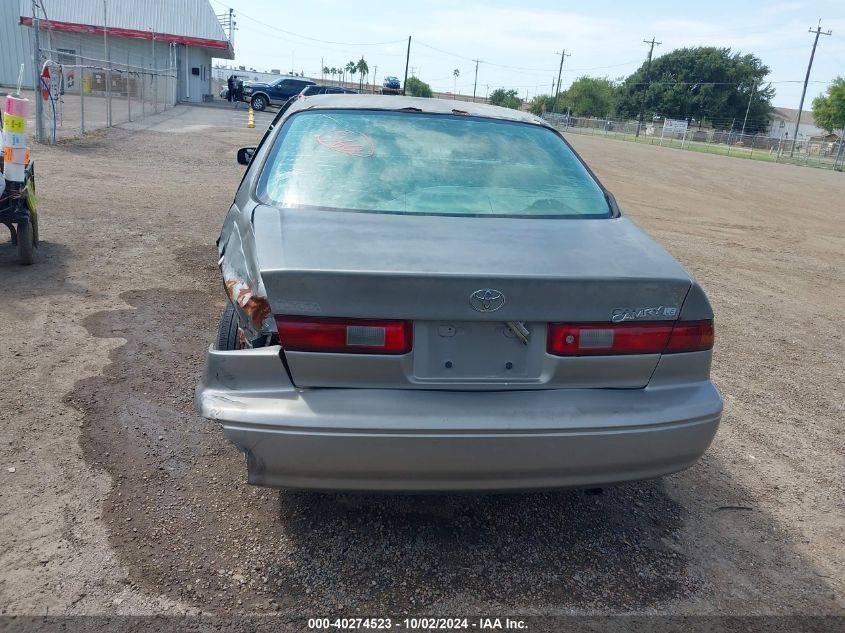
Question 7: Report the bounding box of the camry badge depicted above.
[470,288,506,312]
[611,306,679,323]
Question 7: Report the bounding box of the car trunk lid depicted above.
[254,206,692,389]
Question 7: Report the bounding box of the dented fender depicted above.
[217,204,274,344]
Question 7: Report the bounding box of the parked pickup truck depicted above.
[242,77,316,111]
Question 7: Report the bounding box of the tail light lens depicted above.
[665,320,715,353]
[275,316,412,354]
[547,320,713,356]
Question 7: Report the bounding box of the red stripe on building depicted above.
[19,16,230,50]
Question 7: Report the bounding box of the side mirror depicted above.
[237,147,256,166]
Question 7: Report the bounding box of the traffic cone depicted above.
[247,107,255,129]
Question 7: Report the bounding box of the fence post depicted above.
[79,42,85,135]
[126,53,131,122]
[835,126,845,171]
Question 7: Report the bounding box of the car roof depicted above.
[272,76,314,83]
[283,94,548,126]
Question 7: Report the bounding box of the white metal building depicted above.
[0,0,233,103]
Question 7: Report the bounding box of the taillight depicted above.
[665,320,714,353]
[275,316,412,354]
[547,320,713,356]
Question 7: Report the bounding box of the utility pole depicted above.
[472,58,480,100]
[553,49,569,113]
[32,0,44,142]
[635,37,661,138]
[402,36,411,95]
[791,20,831,156]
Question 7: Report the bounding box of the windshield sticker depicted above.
[316,130,375,157]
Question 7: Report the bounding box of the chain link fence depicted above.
[543,113,845,171]
[25,47,176,143]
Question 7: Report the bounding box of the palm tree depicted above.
[331,67,338,84]
[322,65,330,81]
[453,68,460,95]
[356,57,369,92]
[345,61,356,88]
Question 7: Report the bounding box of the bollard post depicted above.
[247,106,255,129]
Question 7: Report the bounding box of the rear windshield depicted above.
[256,110,611,218]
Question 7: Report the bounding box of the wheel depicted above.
[216,301,242,350]
[16,220,34,265]
[251,95,268,111]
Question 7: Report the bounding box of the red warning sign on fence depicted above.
[40,66,50,100]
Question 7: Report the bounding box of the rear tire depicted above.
[216,302,241,350]
[251,95,268,111]
[17,221,35,265]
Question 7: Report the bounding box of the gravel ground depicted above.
[0,105,842,622]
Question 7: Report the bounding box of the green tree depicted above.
[812,77,845,133]
[488,88,521,109]
[558,76,618,117]
[453,68,460,94]
[528,94,554,115]
[345,61,356,87]
[405,76,432,98]
[322,65,330,80]
[616,47,774,131]
[356,57,369,91]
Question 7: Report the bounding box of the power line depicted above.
[415,39,638,74]
[208,0,405,47]
[414,40,476,62]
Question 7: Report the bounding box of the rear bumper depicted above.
[196,346,722,491]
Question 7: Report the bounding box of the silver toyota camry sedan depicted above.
[196,94,722,491]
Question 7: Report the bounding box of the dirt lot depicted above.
[0,105,842,623]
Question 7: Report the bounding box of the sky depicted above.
[209,0,845,110]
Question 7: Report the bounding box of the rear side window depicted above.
[257,110,611,218]
[302,86,321,96]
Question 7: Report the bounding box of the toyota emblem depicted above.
[469,288,506,312]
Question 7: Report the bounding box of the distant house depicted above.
[767,107,824,140]
[810,130,842,143]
